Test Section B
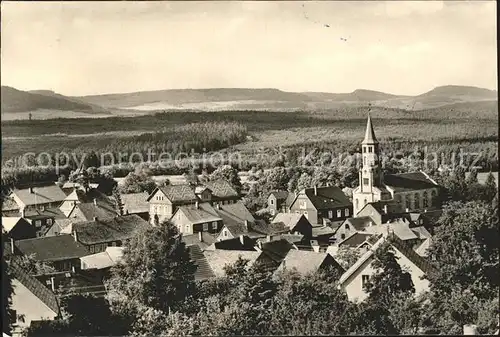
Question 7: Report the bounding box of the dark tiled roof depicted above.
[302,186,351,210]
[9,259,60,314]
[120,192,149,214]
[344,216,374,231]
[12,185,67,206]
[187,244,216,281]
[269,190,290,201]
[389,234,437,275]
[72,202,118,221]
[217,201,255,223]
[258,239,295,264]
[338,232,374,248]
[203,180,239,199]
[284,193,297,208]
[384,172,437,192]
[9,235,89,262]
[211,236,257,251]
[148,185,198,203]
[72,214,150,245]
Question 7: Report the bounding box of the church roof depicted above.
[384,172,438,192]
[362,114,378,144]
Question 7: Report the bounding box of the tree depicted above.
[484,172,497,203]
[335,246,361,270]
[364,240,415,307]
[465,169,478,185]
[119,171,156,194]
[426,201,499,299]
[183,168,199,187]
[112,185,124,216]
[12,254,56,275]
[209,165,242,193]
[106,221,197,316]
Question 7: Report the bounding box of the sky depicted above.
[1,1,497,96]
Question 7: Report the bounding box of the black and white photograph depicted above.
[1,1,498,336]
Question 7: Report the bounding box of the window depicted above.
[362,147,366,153]
[212,221,218,229]
[364,199,367,205]
[368,147,373,153]
[203,223,208,231]
[362,275,370,288]
[340,234,346,240]
[34,220,42,227]
[328,211,333,218]
[337,210,342,218]
[414,193,420,209]
[185,224,190,233]
[363,178,369,185]
[223,229,228,237]
[345,224,349,230]
[345,208,350,217]
[112,242,117,247]
[423,191,429,208]
[270,199,274,205]
[90,245,95,253]
[47,219,53,225]
[355,199,359,210]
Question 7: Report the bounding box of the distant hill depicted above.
[303,89,406,102]
[1,86,110,114]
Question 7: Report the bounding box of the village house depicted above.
[214,201,263,241]
[267,190,294,215]
[274,250,344,276]
[147,184,199,225]
[2,217,36,240]
[6,235,90,272]
[21,207,70,237]
[338,233,436,302]
[271,213,313,238]
[352,114,442,216]
[289,185,352,225]
[203,179,240,205]
[187,244,216,281]
[7,184,67,213]
[170,202,224,236]
[8,260,61,335]
[119,191,150,220]
[63,214,151,254]
[334,216,374,242]
[206,235,258,251]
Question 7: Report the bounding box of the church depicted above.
[352,115,441,216]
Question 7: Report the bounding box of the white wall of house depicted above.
[170,210,194,235]
[149,190,173,224]
[341,248,430,303]
[11,279,58,330]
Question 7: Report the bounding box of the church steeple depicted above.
[362,113,378,144]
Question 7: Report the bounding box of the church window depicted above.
[355,199,359,210]
[368,147,373,153]
[363,178,369,185]
[423,191,429,208]
[345,208,350,216]
[363,147,366,153]
[364,199,367,205]
[337,209,342,218]
[414,193,420,209]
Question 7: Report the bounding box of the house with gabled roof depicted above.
[63,214,151,254]
[334,216,375,242]
[8,184,67,213]
[338,232,436,303]
[206,235,258,251]
[289,185,352,225]
[271,213,313,238]
[171,202,224,236]
[147,184,199,225]
[267,190,293,215]
[214,201,264,241]
[118,191,149,220]
[2,217,36,240]
[202,179,240,205]
[20,207,69,238]
[9,260,60,334]
[275,250,344,276]
[352,115,442,216]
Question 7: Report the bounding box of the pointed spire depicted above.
[362,113,378,144]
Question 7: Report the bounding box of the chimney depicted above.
[29,187,34,194]
[50,277,55,292]
[93,198,97,206]
[405,207,409,213]
[239,235,245,245]
[314,185,317,196]
[216,203,220,210]
[244,220,249,231]
[463,324,478,335]
[198,231,203,242]
[21,208,26,218]
[195,201,199,209]
[10,238,15,254]
[73,230,78,242]
[93,216,98,222]
[383,204,388,214]
[267,235,272,242]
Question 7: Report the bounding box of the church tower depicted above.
[353,114,384,215]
